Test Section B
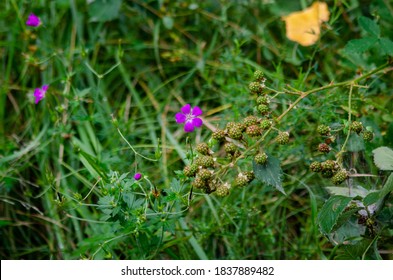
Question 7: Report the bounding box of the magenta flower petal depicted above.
[192,106,203,116]
[175,104,203,133]
[175,112,186,123]
[26,13,41,27]
[192,118,203,127]
[184,122,195,132]
[181,104,191,114]
[33,84,49,104]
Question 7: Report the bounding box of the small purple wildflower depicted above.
[175,104,203,133]
[33,85,49,104]
[26,13,41,27]
[134,173,142,181]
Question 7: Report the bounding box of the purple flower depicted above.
[26,13,41,27]
[134,173,142,180]
[175,104,203,132]
[33,85,49,104]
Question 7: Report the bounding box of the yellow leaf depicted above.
[282,2,330,46]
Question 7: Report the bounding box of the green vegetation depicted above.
[1,0,392,260]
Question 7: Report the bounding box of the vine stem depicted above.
[116,126,158,162]
[276,62,390,122]
[226,62,392,165]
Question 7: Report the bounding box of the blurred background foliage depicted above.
[0,0,392,259]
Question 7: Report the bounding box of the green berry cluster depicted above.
[183,70,288,197]
[317,124,331,136]
[310,159,348,184]
[254,152,268,165]
[276,131,289,145]
[196,142,211,155]
[350,121,374,141]
[235,172,254,187]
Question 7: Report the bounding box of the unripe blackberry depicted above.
[331,170,348,185]
[196,142,210,155]
[256,95,269,105]
[254,152,268,165]
[192,177,206,189]
[249,82,262,94]
[257,104,270,115]
[321,169,334,178]
[260,119,272,130]
[184,164,198,177]
[321,160,338,171]
[235,173,249,187]
[363,130,374,142]
[243,116,259,127]
[245,125,262,137]
[318,143,331,153]
[276,131,289,145]
[243,171,255,182]
[309,161,322,172]
[226,122,236,130]
[317,124,331,136]
[195,155,214,168]
[212,129,226,142]
[350,121,363,134]
[216,184,230,197]
[228,127,243,140]
[226,122,245,132]
[253,70,265,81]
[224,142,237,155]
[197,168,212,181]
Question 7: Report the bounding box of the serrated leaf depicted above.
[378,38,393,56]
[88,0,122,22]
[359,16,380,37]
[253,155,285,195]
[122,192,135,208]
[372,147,393,170]
[344,37,378,54]
[170,178,182,193]
[318,195,353,234]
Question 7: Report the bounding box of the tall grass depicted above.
[1,0,392,259]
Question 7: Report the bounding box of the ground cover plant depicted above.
[0,0,392,260]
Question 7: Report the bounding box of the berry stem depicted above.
[276,62,391,123]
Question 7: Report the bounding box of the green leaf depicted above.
[344,37,378,54]
[325,185,368,198]
[359,16,380,37]
[122,192,135,208]
[88,0,122,22]
[170,178,182,193]
[318,195,353,235]
[335,239,372,260]
[363,191,380,206]
[378,38,393,56]
[380,173,393,198]
[347,133,365,152]
[372,146,393,170]
[253,155,285,195]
